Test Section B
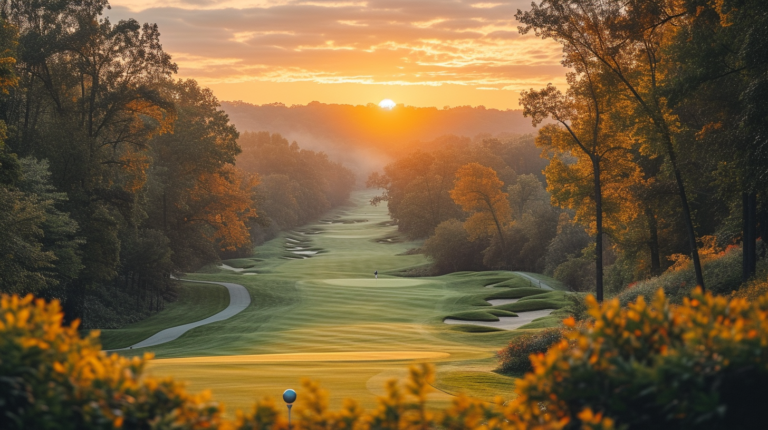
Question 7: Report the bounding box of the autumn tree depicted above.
[144,79,251,271]
[450,163,513,264]
[517,0,708,290]
[367,136,522,240]
[367,149,465,239]
[522,59,640,300]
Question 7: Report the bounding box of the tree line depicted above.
[0,0,355,327]
[236,131,355,243]
[371,0,768,296]
[222,100,539,159]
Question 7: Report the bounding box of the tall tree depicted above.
[665,0,768,282]
[517,0,708,289]
[522,62,638,301]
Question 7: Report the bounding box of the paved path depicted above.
[512,271,554,291]
[109,280,251,351]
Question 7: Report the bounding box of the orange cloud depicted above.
[108,0,566,108]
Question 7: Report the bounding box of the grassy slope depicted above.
[103,190,565,412]
[99,281,230,350]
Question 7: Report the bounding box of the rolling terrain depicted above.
[105,190,564,413]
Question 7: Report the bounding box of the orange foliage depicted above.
[188,166,260,251]
[450,162,512,241]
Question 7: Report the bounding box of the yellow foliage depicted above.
[5,289,768,429]
[731,270,768,302]
[0,294,226,429]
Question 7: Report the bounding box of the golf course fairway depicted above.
[104,190,564,413]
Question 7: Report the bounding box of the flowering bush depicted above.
[3,290,768,429]
[505,288,768,429]
[497,328,563,374]
[0,294,225,429]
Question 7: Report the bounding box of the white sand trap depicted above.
[219,264,247,272]
[293,250,318,255]
[324,234,378,239]
[151,351,450,365]
[323,278,430,288]
[444,309,554,330]
[286,238,299,243]
[243,273,257,276]
[487,298,520,306]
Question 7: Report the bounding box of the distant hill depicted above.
[220,101,541,174]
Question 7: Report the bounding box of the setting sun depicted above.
[5,2,766,428]
[379,99,396,110]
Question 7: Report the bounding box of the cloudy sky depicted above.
[108,0,565,109]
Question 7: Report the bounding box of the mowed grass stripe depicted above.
[109,190,561,410]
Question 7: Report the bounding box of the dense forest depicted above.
[0,1,355,328]
[236,131,355,243]
[372,0,768,297]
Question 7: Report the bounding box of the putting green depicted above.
[108,189,562,412]
[321,278,432,288]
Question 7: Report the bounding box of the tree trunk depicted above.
[758,200,767,260]
[593,158,603,302]
[743,191,757,282]
[645,205,662,276]
[662,135,705,289]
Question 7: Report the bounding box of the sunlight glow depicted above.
[379,99,396,110]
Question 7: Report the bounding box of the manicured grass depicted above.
[448,325,505,333]
[517,316,562,330]
[433,371,517,402]
[482,276,518,287]
[484,287,550,300]
[99,281,230,350]
[104,190,565,412]
[516,272,568,291]
[446,309,518,321]
[492,277,537,289]
[494,294,569,313]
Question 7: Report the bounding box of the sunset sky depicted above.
[109,0,565,109]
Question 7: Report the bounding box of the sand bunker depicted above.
[486,298,520,306]
[444,309,554,330]
[152,351,450,365]
[219,264,249,272]
[322,278,430,288]
[324,234,378,239]
[292,250,318,255]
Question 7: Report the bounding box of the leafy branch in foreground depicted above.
[4,285,768,429]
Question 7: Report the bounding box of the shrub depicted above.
[731,268,768,301]
[617,245,745,306]
[496,328,563,374]
[0,294,224,430]
[564,292,590,321]
[553,255,595,292]
[505,288,768,429]
[423,219,487,274]
[5,290,768,430]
